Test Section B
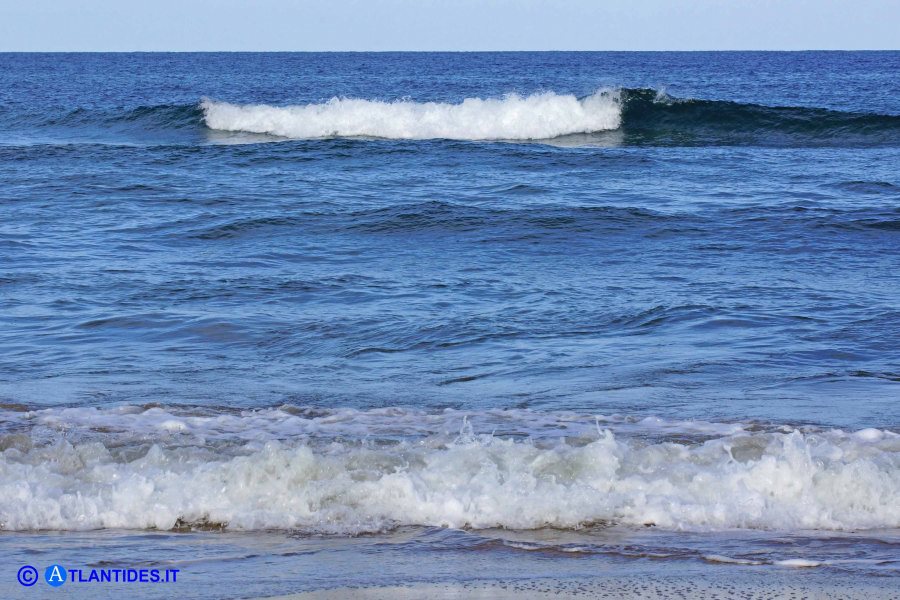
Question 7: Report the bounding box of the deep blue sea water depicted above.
[0,52,898,598]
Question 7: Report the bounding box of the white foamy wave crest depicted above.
[10,405,748,443]
[1,422,897,532]
[200,90,622,140]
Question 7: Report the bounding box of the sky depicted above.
[0,0,897,52]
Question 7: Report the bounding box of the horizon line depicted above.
[1,49,898,54]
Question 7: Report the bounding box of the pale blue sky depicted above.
[1,0,896,52]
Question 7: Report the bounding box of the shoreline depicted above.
[257,576,899,600]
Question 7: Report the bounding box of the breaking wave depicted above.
[201,90,623,141]
[7,89,900,146]
[199,89,900,145]
[0,405,897,532]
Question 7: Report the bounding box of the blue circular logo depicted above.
[44,564,67,587]
[17,565,39,587]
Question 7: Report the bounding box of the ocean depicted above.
[0,52,898,598]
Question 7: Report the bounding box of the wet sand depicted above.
[259,575,898,600]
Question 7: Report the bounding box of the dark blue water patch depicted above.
[829,180,899,195]
[615,88,900,147]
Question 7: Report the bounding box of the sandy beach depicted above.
[259,576,898,600]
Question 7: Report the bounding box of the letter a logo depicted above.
[45,564,68,587]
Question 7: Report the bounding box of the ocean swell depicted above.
[620,88,900,145]
[7,90,899,147]
[200,89,900,146]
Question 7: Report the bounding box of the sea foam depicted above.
[1,407,897,533]
[201,90,622,140]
